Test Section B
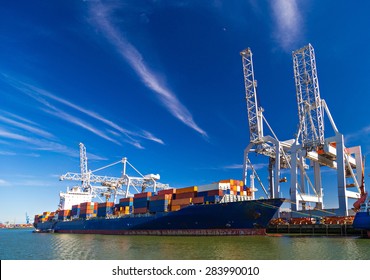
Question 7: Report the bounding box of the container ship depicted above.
[34,179,284,236]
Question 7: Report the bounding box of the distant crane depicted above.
[59,143,169,205]
[25,212,30,224]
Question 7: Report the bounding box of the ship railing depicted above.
[220,194,251,203]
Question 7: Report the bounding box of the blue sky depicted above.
[1,1,370,223]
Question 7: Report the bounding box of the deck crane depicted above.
[58,143,169,210]
[240,48,293,200]
[290,44,365,216]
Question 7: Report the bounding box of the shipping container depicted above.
[157,188,176,195]
[98,202,114,208]
[150,194,172,201]
[133,207,148,214]
[134,192,152,199]
[172,197,192,206]
[175,192,196,199]
[204,195,220,204]
[192,196,205,204]
[119,197,134,204]
[198,189,224,197]
[170,205,181,211]
[175,186,197,194]
[149,199,170,213]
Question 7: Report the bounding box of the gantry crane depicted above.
[58,143,169,209]
[240,48,293,200]
[290,44,365,216]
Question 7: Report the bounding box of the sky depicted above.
[1,0,370,224]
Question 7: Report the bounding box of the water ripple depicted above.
[1,229,369,260]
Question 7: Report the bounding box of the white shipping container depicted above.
[197,182,231,192]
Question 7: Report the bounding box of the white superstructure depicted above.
[59,186,93,210]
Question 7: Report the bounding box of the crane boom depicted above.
[292,44,324,150]
[240,48,264,143]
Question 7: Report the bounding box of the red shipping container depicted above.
[172,198,192,206]
[206,189,224,196]
[98,202,114,208]
[150,194,172,201]
[134,192,152,198]
[133,207,148,214]
[158,188,176,195]
[193,196,205,204]
[175,192,196,199]
[119,197,134,203]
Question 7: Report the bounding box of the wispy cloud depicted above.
[2,74,164,148]
[0,127,87,158]
[44,107,122,146]
[0,113,54,139]
[0,179,8,186]
[270,0,302,52]
[0,151,17,156]
[223,164,243,170]
[88,2,208,138]
[223,163,268,170]
[345,125,370,145]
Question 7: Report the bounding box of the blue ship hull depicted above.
[34,198,284,236]
[353,212,370,230]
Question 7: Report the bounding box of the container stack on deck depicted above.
[97,202,114,217]
[34,179,253,221]
[133,192,151,214]
[79,202,98,219]
[149,193,172,213]
[57,209,71,221]
[34,211,52,224]
[47,212,56,221]
[171,186,196,211]
[71,204,80,218]
[116,197,133,215]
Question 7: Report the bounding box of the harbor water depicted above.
[0,228,369,260]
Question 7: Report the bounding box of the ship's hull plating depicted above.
[34,198,283,236]
[353,211,370,237]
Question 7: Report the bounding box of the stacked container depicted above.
[79,202,98,219]
[157,188,176,196]
[133,192,151,214]
[57,209,71,221]
[116,197,133,215]
[169,186,198,211]
[149,194,172,213]
[47,212,56,221]
[198,179,252,198]
[71,204,80,218]
[197,189,223,204]
[97,202,114,217]
[35,211,51,223]
[219,179,246,195]
[175,186,197,199]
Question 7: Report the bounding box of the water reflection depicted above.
[0,229,369,260]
